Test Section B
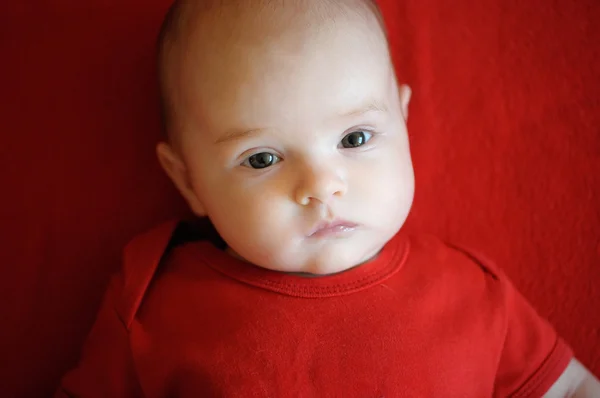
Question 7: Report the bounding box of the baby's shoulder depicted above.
[405,232,502,276]
[394,233,519,327]
[115,220,182,330]
[401,232,509,299]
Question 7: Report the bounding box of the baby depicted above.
[56,0,600,396]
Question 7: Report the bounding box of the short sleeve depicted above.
[494,274,573,398]
[457,248,574,398]
[54,275,143,398]
[450,244,573,397]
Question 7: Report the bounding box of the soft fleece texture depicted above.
[1,0,598,397]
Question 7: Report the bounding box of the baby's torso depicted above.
[128,233,506,398]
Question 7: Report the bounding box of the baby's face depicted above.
[163,9,414,275]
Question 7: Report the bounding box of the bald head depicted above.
[156,0,390,144]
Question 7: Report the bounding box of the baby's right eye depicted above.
[242,152,281,169]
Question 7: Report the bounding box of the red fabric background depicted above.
[1,1,598,397]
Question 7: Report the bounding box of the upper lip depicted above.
[308,219,358,237]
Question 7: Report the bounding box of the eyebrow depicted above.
[338,99,389,118]
[214,128,267,145]
[214,99,388,144]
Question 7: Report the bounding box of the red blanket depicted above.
[1,1,598,396]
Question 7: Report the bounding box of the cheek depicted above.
[357,146,412,192]
[353,147,414,216]
[202,175,292,242]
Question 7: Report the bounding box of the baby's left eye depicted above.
[340,130,372,148]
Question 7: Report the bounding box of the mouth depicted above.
[308,220,359,238]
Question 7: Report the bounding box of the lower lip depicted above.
[310,224,358,238]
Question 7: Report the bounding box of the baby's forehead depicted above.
[160,0,386,80]
[158,0,389,143]
[176,0,384,49]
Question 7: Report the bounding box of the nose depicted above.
[294,163,347,206]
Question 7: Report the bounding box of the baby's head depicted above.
[156,0,414,275]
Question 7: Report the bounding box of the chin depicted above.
[308,263,352,276]
[304,248,377,276]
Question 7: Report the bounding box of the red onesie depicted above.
[56,220,572,397]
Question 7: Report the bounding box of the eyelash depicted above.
[240,129,377,170]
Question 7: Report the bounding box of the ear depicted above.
[398,84,412,121]
[156,142,206,217]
